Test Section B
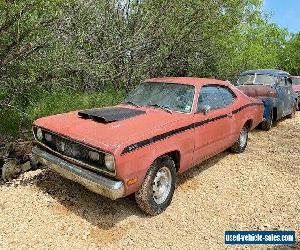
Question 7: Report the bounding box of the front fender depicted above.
[115,128,194,196]
[116,147,182,196]
[260,97,275,120]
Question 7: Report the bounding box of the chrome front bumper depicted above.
[32,147,124,200]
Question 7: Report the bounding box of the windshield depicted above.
[236,74,275,86]
[123,82,195,113]
[292,77,300,85]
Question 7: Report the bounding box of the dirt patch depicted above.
[0,114,299,249]
[87,221,136,245]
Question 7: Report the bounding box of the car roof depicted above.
[240,69,290,77]
[145,77,229,87]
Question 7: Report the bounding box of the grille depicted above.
[38,130,105,170]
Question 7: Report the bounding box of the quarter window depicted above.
[218,87,236,106]
[197,85,236,112]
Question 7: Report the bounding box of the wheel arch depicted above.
[244,119,253,130]
[152,150,181,173]
[261,97,275,120]
[272,106,278,121]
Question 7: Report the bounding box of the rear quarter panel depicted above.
[231,97,263,142]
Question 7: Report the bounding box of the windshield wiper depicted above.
[147,103,173,114]
[123,101,141,108]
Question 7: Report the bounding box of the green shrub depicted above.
[0,88,125,138]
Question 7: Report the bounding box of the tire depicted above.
[230,125,249,153]
[135,155,176,216]
[261,110,273,131]
[287,104,296,119]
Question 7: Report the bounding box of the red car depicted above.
[32,77,263,215]
[291,76,300,110]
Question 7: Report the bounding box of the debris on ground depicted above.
[0,140,33,181]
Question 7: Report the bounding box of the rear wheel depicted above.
[230,125,249,153]
[261,110,273,131]
[287,104,296,119]
[135,155,176,215]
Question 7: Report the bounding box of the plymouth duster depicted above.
[32,77,263,215]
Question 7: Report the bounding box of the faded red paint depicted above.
[237,85,277,97]
[33,77,263,197]
[292,76,300,93]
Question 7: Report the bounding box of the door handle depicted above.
[227,113,233,118]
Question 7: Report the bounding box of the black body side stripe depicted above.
[121,102,263,155]
[232,102,262,114]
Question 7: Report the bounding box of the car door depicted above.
[193,85,236,165]
[284,77,295,113]
[275,77,292,117]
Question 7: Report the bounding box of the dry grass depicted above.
[0,114,299,249]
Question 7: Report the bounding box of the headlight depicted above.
[104,154,115,172]
[36,128,43,141]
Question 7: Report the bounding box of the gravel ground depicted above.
[0,114,299,250]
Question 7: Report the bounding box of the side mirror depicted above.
[202,105,211,115]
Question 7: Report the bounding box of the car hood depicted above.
[237,85,276,98]
[33,105,187,154]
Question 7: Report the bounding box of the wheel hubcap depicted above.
[153,167,172,204]
[240,127,248,147]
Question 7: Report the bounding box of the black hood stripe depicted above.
[121,103,263,155]
[78,107,145,123]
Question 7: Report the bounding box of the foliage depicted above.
[0,0,297,137]
[280,33,300,75]
[0,88,124,137]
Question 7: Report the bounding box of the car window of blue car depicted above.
[277,77,286,86]
[254,75,275,85]
[285,77,293,86]
[237,74,275,85]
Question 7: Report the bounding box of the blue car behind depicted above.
[236,69,297,130]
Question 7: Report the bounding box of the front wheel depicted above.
[230,125,249,153]
[135,155,176,216]
[261,110,273,131]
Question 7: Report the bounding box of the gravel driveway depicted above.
[0,114,299,250]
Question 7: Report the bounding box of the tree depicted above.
[281,33,300,75]
[0,0,72,108]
